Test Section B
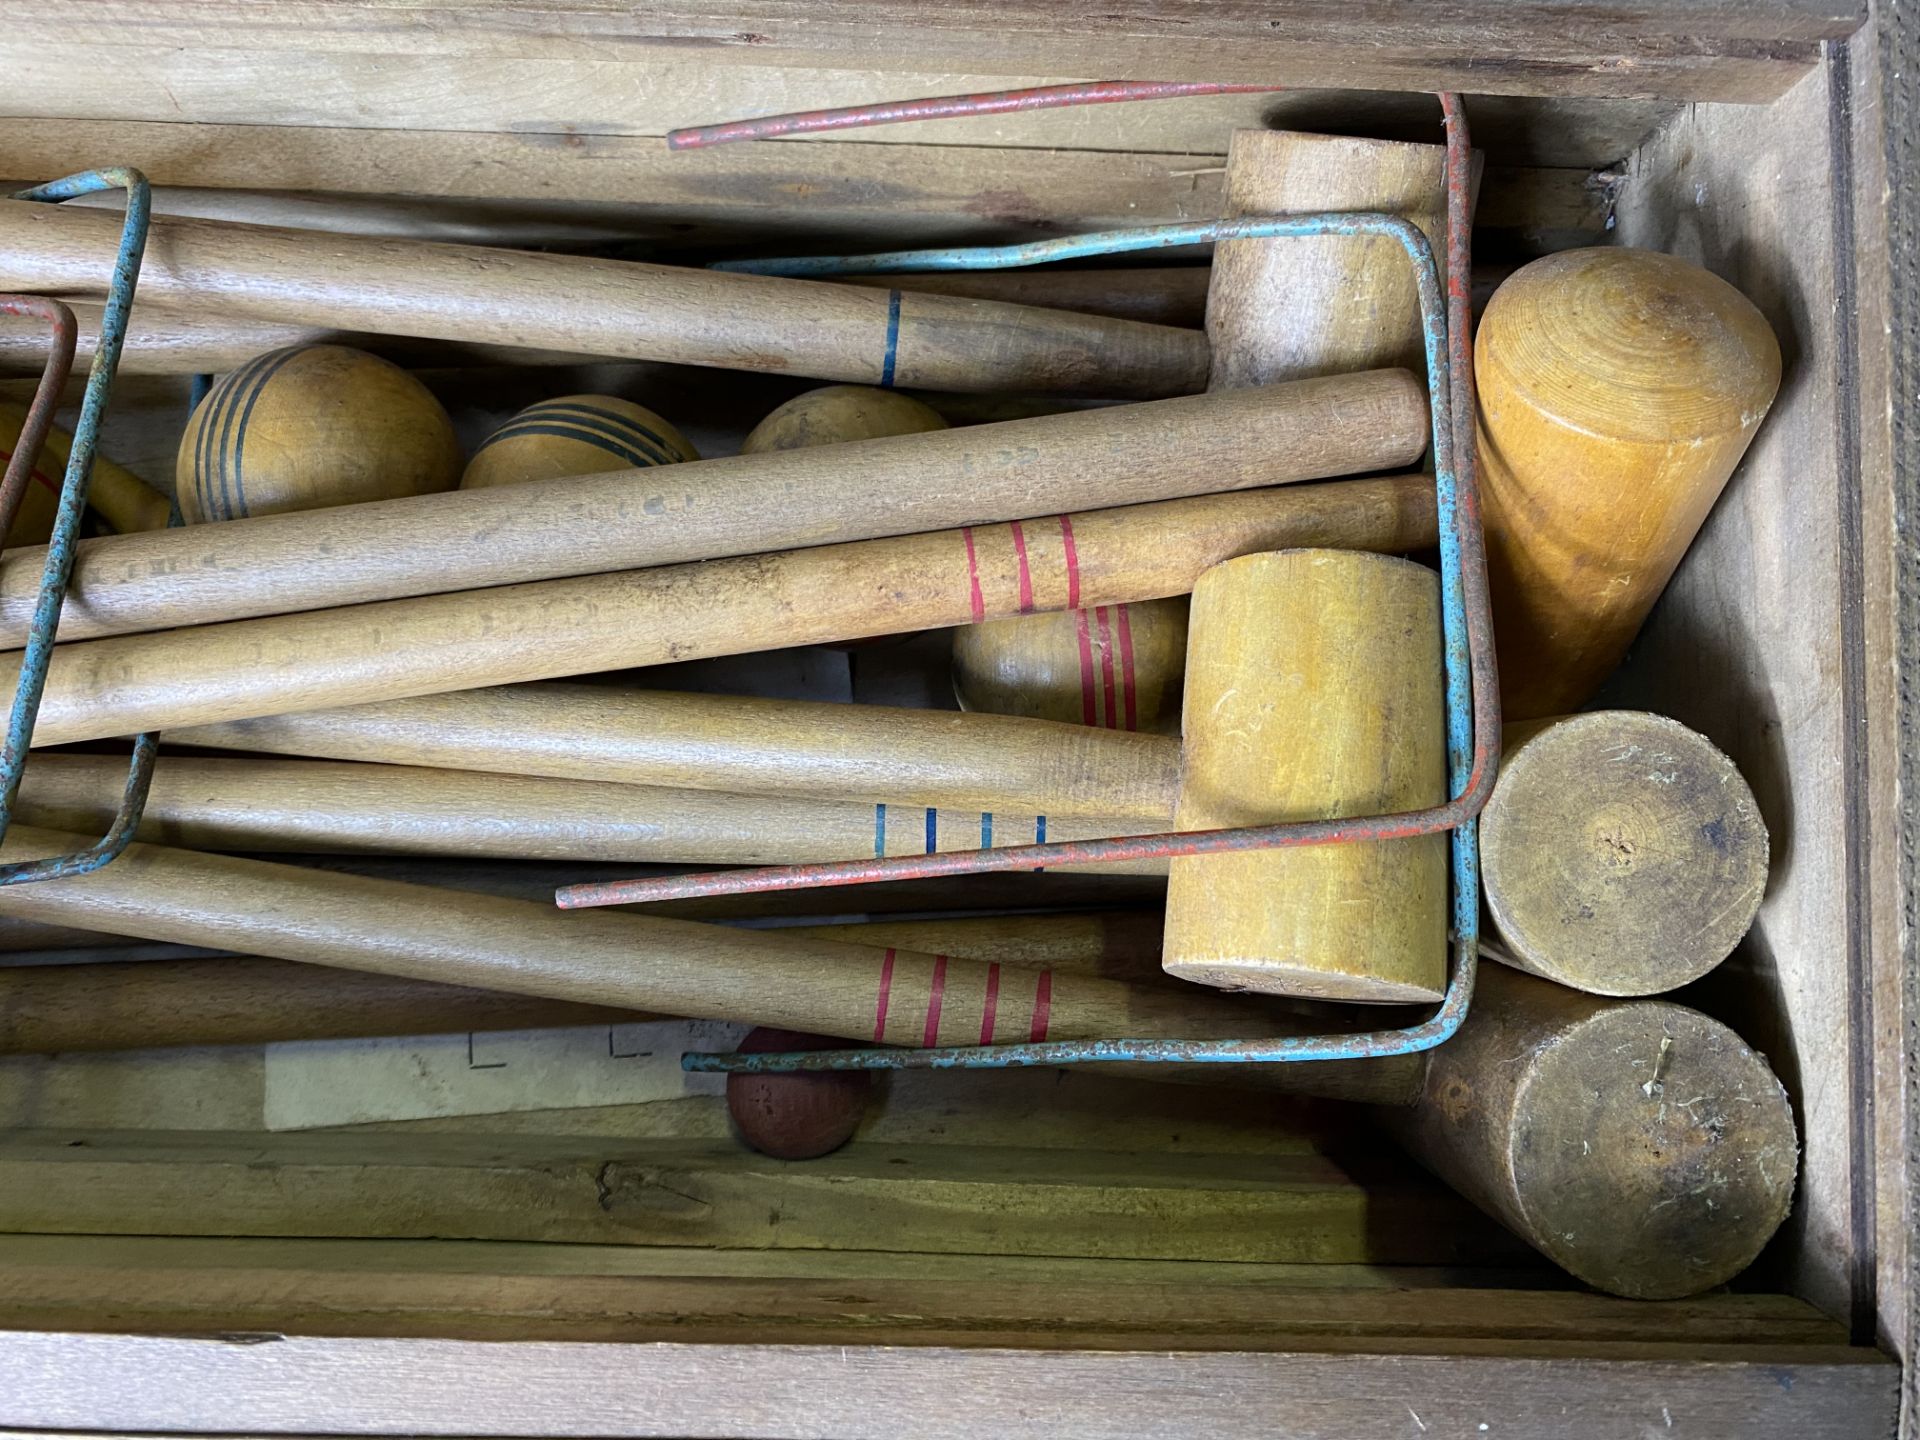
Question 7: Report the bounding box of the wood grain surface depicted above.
[12,753,1164,871]
[5,478,1437,747]
[0,826,1420,1104]
[0,373,1425,646]
[1164,552,1448,1002]
[174,684,1186,819]
[0,201,1211,399]
[0,1328,1892,1438]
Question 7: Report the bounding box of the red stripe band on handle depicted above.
[1029,971,1053,1042]
[1075,608,1098,726]
[1058,514,1082,609]
[1009,520,1035,614]
[1095,605,1119,729]
[960,527,987,623]
[1116,603,1139,732]
[923,954,949,1047]
[979,962,1001,1044]
[873,948,897,1042]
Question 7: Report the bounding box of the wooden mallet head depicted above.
[1161,549,1448,1003]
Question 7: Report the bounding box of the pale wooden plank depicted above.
[0,1,1857,102]
[0,121,1611,257]
[1839,0,1918,1382]
[1604,61,1868,1332]
[0,1331,1893,1438]
[0,1234,1847,1352]
[0,1131,1525,1265]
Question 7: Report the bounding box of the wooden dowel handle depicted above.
[9,477,1439,748]
[0,371,1425,648]
[0,201,1211,399]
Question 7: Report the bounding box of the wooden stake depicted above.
[0,913,1163,1054]
[175,684,1185,820]
[14,754,1163,872]
[0,825,1421,1104]
[1475,248,1782,718]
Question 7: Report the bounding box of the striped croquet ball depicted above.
[461,394,698,489]
[177,345,460,522]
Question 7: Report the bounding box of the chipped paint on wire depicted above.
[648,100,1501,1071]
[666,80,1286,149]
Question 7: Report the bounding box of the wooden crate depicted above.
[0,2,1912,1435]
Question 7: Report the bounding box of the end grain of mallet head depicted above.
[1480,711,1768,996]
[727,1026,874,1160]
[1385,963,1797,1300]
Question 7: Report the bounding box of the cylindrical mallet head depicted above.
[1162,550,1448,1002]
[1476,248,1783,718]
[461,394,698,488]
[1480,711,1768,997]
[1384,963,1798,1300]
[742,384,947,453]
[951,597,1190,734]
[175,343,461,522]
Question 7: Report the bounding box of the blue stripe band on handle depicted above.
[924,806,938,854]
[873,803,887,858]
[879,290,902,389]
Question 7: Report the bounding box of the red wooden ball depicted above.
[726,1027,873,1160]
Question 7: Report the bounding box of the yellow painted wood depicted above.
[1475,247,1783,718]
[741,385,946,453]
[461,394,697,489]
[0,401,173,534]
[1163,551,1448,1002]
[175,344,460,522]
[5,477,1438,748]
[1480,711,1769,996]
[952,598,1189,734]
